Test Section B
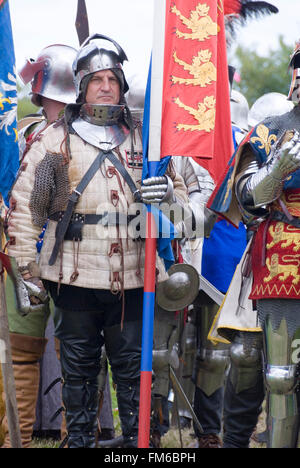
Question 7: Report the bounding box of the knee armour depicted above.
[265,364,298,395]
[193,347,230,396]
[229,331,263,393]
[152,307,179,397]
[193,300,230,396]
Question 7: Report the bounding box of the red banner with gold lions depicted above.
[161,0,233,183]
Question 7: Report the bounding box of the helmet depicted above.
[248,92,294,128]
[156,263,199,312]
[230,89,249,133]
[19,44,77,106]
[125,74,145,119]
[288,40,300,103]
[72,33,129,100]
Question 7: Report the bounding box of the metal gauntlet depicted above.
[141,175,175,204]
[17,262,49,316]
[237,130,300,209]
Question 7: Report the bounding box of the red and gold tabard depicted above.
[250,189,300,300]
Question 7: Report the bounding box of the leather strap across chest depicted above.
[48,149,142,266]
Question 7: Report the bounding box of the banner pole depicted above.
[138,0,166,448]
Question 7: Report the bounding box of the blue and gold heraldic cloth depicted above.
[208,121,300,299]
[0,0,19,206]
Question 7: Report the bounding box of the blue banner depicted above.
[0,0,19,206]
[142,58,176,270]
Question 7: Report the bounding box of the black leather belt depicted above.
[49,210,141,244]
[49,211,138,226]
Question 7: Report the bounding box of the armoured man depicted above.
[209,90,296,448]
[190,89,248,449]
[208,42,300,448]
[6,34,188,448]
[2,44,78,449]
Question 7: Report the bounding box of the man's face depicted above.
[85,69,120,105]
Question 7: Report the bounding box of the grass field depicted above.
[29,400,268,449]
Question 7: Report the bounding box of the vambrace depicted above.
[237,160,283,208]
[235,160,270,221]
[173,191,217,239]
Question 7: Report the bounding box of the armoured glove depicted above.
[17,262,49,315]
[141,175,175,204]
[266,129,300,181]
[242,130,300,208]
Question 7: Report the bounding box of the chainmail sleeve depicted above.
[29,152,70,227]
[7,125,69,267]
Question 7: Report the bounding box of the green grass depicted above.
[108,366,122,436]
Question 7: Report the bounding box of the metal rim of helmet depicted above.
[72,33,129,100]
[19,44,78,105]
[230,89,249,133]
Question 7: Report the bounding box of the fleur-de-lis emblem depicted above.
[0,68,18,140]
[250,124,277,155]
[0,92,11,110]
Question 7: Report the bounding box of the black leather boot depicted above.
[54,307,103,448]
[104,320,142,448]
[62,377,99,448]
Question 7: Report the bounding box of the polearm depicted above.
[0,222,22,448]
[75,0,89,45]
[138,0,167,448]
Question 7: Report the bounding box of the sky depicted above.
[8,0,300,89]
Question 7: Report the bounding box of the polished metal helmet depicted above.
[248,92,294,128]
[156,263,199,312]
[230,89,249,133]
[19,44,77,106]
[72,33,129,100]
[288,40,300,103]
[125,74,146,119]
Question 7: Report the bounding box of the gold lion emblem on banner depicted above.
[171,2,219,41]
[173,95,215,132]
[171,49,216,87]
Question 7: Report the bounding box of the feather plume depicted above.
[224,1,279,46]
[239,1,279,20]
